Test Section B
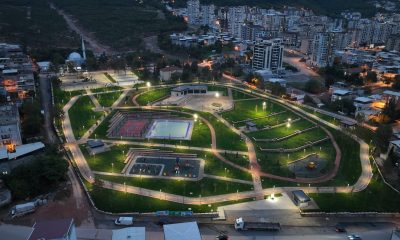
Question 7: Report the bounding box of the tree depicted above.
[305,79,323,94]
[382,98,398,122]
[325,76,335,88]
[375,124,393,151]
[190,61,198,73]
[365,71,378,83]
[20,100,42,136]
[393,76,400,90]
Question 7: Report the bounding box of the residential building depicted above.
[0,104,22,150]
[159,66,183,82]
[331,89,353,102]
[382,90,400,110]
[252,39,284,72]
[187,0,200,25]
[200,5,215,27]
[310,33,334,67]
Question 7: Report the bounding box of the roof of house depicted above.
[354,97,373,103]
[292,190,311,202]
[333,89,352,96]
[383,90,400,97]
[28,219,73,240]
[163,222,201,240]
[112,227,145,240]
[160,66,182,72]
[87,140,104,149]
[391,140,400,148]
[172,85,207,92]
[7,142,45,160]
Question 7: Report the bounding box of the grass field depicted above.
[81,144,130,173]
[68,96,104,138]
[86,183,254,213]
[136,88,171,105]
[207,85,228,96]
[310,162,400,212]
[92,86,123,93]
[98,175,253,197]
[222,99,286,123]
[255,128,327,149]
[195,111,247,151]
[248,120,316,139]
[256,141,336,178]
[232,90,256,100]
[95,92,122,107]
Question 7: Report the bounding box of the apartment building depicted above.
[252,39,284,72]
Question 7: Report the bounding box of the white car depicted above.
[348,234,362,240]
[115,217,134,226]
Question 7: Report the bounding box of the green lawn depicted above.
[95,92,122,107]
[81,144,130,173]
[256,128,327,149]
[232,89,256,100]
[53,88,85,134]
[68,96,104,138]
[196,111,247,151]
[248,120,315,139]
[256,141,336,178]
[246,112,298,128]
[222,99,285,123]
[92,86,123,93]
[98,175,254,197]
[86,183,254,213]
[310,162,400,212]
[208,85,228,96]
[136,88,171,105]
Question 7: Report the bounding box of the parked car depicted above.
[348,234,362,240]
[335,224,346,232]
[216,234,228,240]
[114,217,134,226]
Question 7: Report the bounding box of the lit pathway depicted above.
[210,112,264,200]
[90,139,248,156]
[62,96,95,183]
[92,171,253,185]
[86,89,102,109]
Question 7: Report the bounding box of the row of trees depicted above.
[2,147,69,200]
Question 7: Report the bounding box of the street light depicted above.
[146,81,151,88]
[215,92,220,98]
[262,101,266,110]
[193,114,198,122]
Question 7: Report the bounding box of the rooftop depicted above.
[112,227,145,240]
[333,89,352,96]
[383,90,400,97]
[0,105,19,125]
[28,219,73,240]
[163,222,201,240]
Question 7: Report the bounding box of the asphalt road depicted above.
[39,74,59,144]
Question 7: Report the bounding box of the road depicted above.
[39,74,59,144]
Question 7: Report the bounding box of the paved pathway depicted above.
[86,89,102,109]
[62,96,95,183]
[93,139,248,156]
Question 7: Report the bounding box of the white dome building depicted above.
[66,52,84,66]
